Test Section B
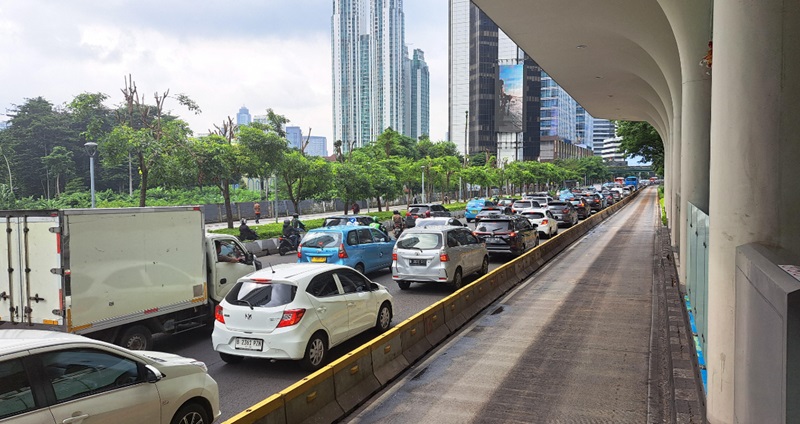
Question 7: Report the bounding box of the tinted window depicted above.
[226,282,297,307]
[357,228,374,244]
[446,231,459,247]
[408,207,429,214]
[301,232,342,249]
[346,230,359,246]
[476,221,512,232]
[523,212,545,219]
[0,359,36,419]
[41,349,141,403]
[337,270,370,293]
[306,273,340,298]
[396,233,442,250]
[370,228,388,242]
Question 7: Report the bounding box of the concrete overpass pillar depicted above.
[707,1,800,422]
[670,112,682,254]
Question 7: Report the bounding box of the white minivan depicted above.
[392,226,489,290]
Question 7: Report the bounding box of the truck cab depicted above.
[205,233,259,303]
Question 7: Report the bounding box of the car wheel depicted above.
[219,352,244,364]
[539,231,547,239]
[171,402,210,424]
[451,268,463,290]
[118,325,152,351]
[375,302,392,332]
[301,332,328,371]
[398,281,411,290]
[355,263,365,274]
[478,256,489,276]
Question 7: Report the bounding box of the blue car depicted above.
[465,198,496,223]
[297,225,395,274]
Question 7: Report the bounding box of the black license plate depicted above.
[409,259,426,266]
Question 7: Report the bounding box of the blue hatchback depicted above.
[465,199,496,222]
[297,225,395,274]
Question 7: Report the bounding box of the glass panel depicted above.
[41,349,141,403]
[0,359,35,419]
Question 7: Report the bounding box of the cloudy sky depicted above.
[0,0,449,149]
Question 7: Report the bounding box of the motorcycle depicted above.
[278,230,304,256]
[393,226,403,239]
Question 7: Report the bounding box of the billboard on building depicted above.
[497,63,524,133]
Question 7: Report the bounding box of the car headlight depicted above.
[190,360,208,372]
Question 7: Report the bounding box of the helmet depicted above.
[393,210,400,215]
[283,219,291,225]
[241,219,247,225]
[293,213,299,218]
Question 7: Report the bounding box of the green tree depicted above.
[616,120,664,175]
[332,161,370,214]
[41,146,74,196]
[276,150,332,214]
[237,124,288,199]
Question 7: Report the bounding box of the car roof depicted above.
[311,225,372,231]
[401,225,459,234]
[0,330,101,355]
[520,207,549,213]
[242,263,353,283]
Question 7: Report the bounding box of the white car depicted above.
[0,329,220,424]
[520,208,559,238]
[392,226,489,290]
[212,263,393,370]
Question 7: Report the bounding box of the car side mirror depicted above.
[145,364,163,383]
[370,282,380,291]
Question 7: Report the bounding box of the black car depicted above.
[405,203,451,228]
[473,215,539,256]
[547,201,579,227]
[568,196,592,219]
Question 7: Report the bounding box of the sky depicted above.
[0,0,450,151]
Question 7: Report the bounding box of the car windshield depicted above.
[396,233,442,250]
[476,221,512,232]
[300,232,342,248]
[513,201,537,209]
[523,212,545,219]
[408,207,429,214]
[226,281,296,308]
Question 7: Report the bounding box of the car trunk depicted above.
[394,233,442,275]
[222,281,296,333]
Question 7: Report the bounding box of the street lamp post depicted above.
[421,166,426,203]
[84,142,97,208]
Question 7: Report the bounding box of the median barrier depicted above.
[370,327,409,385]
[331,344,381,413]
[443,287,470,332]
[400,313,433,364]
[423,303,450,346]
[223,392,285,424]
[463,276,493,318]
[281,368,343,424]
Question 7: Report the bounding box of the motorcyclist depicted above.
[238,219,258,241]
[282,219,301,249]
[290,213,306,231]
[391,210,404,238]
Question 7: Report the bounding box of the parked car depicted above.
[547,201,579,227]
[568,196,592,219]
[473,215,539,256]
[519,208,559,239]
[414,217,466,228]
[392,226,489,290]
[212,263,393,370]
[405,204,451,228]
[465,198,496,223]
[297,225,395,275]
[0,329,220,424]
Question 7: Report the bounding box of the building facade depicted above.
[406,48,430,139]
[236,106,251,126]
[591,118,616,151]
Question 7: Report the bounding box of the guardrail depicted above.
[224,189,642,424]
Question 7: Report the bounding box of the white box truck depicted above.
[0,206,260,350]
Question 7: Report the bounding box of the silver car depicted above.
[392,226,489,290]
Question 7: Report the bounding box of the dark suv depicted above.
[568,196,592,219]
[405,203,451,228]
[547,201,578,227]
[473,215,539,256]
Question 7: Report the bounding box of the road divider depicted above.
[370,327,409,385]
[332,344,381,413]
[400,314,432,364]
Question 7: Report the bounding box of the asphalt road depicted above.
[153,219,559,421]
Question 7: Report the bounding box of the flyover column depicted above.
[707,1,800,422]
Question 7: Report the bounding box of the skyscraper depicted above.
[236,106,251,126]
[406,48,429,139]
[332,0,409,151]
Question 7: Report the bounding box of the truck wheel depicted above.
[219,352,244,364]
[301,332,327,371]
[118,325,152,351]
[171,402,209,424]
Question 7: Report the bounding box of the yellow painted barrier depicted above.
[462,275,493,318]
[223,392,285,424]
[331,343,381,413]
[443,287,471,332]
[370,327,409,385]
[282,368,343,424]
[423,303,450,346]
[399,313,433,364]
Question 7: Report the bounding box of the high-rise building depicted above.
[595,136,626,164]
[448,0,470,156]
[576,105,594,147]
[285,126,303,150]
[332,0,409,151]
[592,119,616,151]
[540,72,577,144]
[236,106,251,126]
[305,136,329,157]
[406,48,429,139]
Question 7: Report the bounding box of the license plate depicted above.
[409,259,426,266]
[488,237,504,243]
[234,338,263,351]
[311,256,327,263]
[470,209,479,214]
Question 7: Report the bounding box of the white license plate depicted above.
[234,338,263,351]
[488,237,504,243]
[409,259,426,266]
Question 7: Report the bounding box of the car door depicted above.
[452,229,477,275]
[369,228,394,269]
[0,357,56,424]
[214,239,255,299]
[38,348,161,424]
[335,269,375,337]
[305,271,351,347]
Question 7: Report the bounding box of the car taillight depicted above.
[392,253,397,260]
[509,232,517,238]
[338,243,348,258]
[214,304,225,323]
[297,247,302,258]
[541,219,548,225]
[425,210,431,217]
[406,211,411,216]
[277,308,306,328]
[440,253,449,262]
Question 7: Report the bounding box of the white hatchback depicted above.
[519,208,559,239]
[212,263,393,370]
[392,226,489,290]
[0,330,220,424]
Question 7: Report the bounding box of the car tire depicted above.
[375,302,392,332]
[398,281,411,290]
[451,268,463,290]
[301,332,328,371]
[355,263,365,274]
[118,325,152,351]
[219,352,244,364]
[171,402,210,424]
[478,256,489,276]
[539,231,547,239]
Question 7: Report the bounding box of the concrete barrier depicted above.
[331,344,381,413]
[423,303,450,346]
[462,276,493,318]
[399,313,433,364]
[282,368,343,424]
[443,288,470,332]
[223,393,286,424]
[370,327,409,385]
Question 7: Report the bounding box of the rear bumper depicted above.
[211,321,309,360]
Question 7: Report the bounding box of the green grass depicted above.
[658,185,668,226]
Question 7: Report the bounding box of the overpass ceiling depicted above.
[473,0,681,131]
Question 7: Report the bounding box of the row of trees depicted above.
[0,76,661,228]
